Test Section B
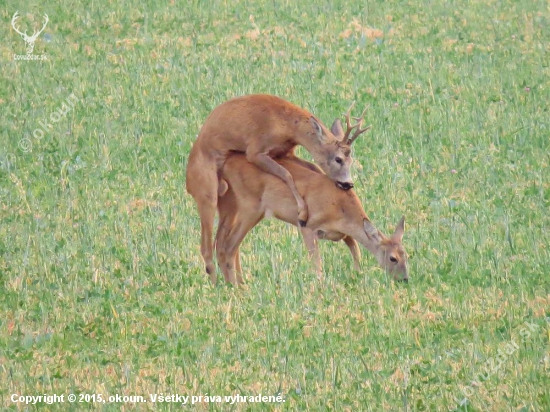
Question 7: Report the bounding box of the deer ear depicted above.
[392,216,405,242]
[363,219,382,243]
[330,119,345,141]
[310,116,327,143]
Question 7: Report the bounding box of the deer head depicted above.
[11,11,49,55]
[312,102,371,190]
[363,216,409,282]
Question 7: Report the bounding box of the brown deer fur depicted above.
[186,94,368,282]
[214,153,409,285]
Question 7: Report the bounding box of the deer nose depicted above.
[336,181,354,190]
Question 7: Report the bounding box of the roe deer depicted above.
[186,94,369,282]
[215,175,362,285]
[214,153,409,285]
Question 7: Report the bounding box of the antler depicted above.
[342,101,371,146]
[29,13,49,41]
[11,12,48,40]
[11,11,27,37]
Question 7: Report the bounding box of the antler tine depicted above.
[32,13,49,38]
[344,104,371,145]
[348,123,372,145]
[11,11,27,36]
[342,101,358,143]
[348,105,371,144]
[352,105,368,123]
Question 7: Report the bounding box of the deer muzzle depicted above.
[336,181,354,190]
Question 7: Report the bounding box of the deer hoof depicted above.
[299,219,307,227]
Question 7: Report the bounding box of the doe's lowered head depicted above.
[363,216,409,282]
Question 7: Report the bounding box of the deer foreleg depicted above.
[300,227,322,279]
[343,236,361,271]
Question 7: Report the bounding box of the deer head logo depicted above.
[11,11,49,55]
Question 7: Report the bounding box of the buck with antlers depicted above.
[11,11,49,55]
[186,94,370,281]
[214,153,409,285]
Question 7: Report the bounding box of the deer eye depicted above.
[389,256,398,263]
[335,157,343,165]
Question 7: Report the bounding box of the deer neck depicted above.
[294,135,318,159]
[354,230,382,259]
[293,119,324,157]
[332,200,382,259]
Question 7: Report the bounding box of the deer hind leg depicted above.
[246,152,309,226]
[343,236,361,271]
[198,198,218,283]
[215,211,232,281]
[219,216,261,285]
[187,158,219,283]
[215,179,238,283]
[234,249,243,284]
[216,178,255,285]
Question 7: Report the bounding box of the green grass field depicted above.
[1,0,549,410]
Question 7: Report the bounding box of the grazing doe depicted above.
[215,153,409,285]
[186,94,369,283]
